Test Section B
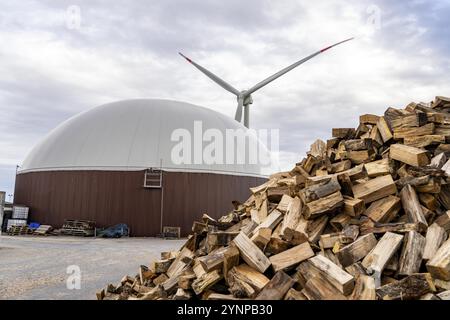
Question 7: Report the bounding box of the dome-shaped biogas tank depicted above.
[20,99,278,177]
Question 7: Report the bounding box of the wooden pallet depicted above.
[163,226,181,239]
[33,225,53,236]
[7,225,29,236]
[60,219,95,237]
[60,228,95,237]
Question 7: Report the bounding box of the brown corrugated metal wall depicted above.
[14,170,265,236]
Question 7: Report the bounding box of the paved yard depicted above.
[0,235,185,300]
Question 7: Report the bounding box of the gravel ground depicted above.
[0,235,185,300]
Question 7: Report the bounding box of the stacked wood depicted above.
[98,96,450,300]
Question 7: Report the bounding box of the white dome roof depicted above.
[20,99,276,177]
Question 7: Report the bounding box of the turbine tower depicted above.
[179,37,353,128]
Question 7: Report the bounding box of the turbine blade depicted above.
[244,104,249,128]
[179,52,240,96]
[246,37,354,95]
[234,97,244,122]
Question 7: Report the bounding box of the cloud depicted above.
[0,0,449,196]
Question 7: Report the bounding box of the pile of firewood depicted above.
[98,96,450,300]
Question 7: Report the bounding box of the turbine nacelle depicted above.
[179,37,353,128]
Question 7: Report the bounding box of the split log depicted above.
[396,175,430,190]
[390,144,430,167]
[205,293,243,300]
[419,193,438,211]
[267,186,290,202]
[363,195,401,223]
[415,178,441,194]
[364,158,391,178]
[400,184,428,229]
[343,196,365,217]
[153,258,174,274]
[232,232,271,273]
[320,233,341,250]
[198,247,229,272]
[269,242,314,272]
[330,160,352,173]
[336,233,378,267]
[369,125,384,147]
[280,197,302,240]
[360,114,380,125]
[437,290,450,300]
[206,232,238,253]
[394,123,435,140]
[393,123,435,139]
[387,110,428,129]
[376,116,393,143]
[292,215,328,244]
[191,270,223,295]
[404,135,446,148]
[420,293,439,300]
[344,139,373,151]
[434,279,450,291]
[309,139,327,158]
[337,173,354,196]
[376,273,435,300]
[284,288,307,300]
[423,223,447,261]
[438,185,450,210]
[223,245,240,284]
[162,275,180,294]
[265,237,291,255]
[300,177,341,203]
[345,262,367,278]
[276,194,293,213]
[430,152,447,168]
[398,231,426,276]
[228,264,270,298]
[240,219,258,236]
[251,210,283,235]
[309,216,331,243]
[166,247,194,278]
[304,191,344,219]
[192,261,207,279]
[348,150,374,164]
[426,238,450,280]
[161,251,178,260]
[178,271,196,290]
[173,288,192,300]
[434,211,450,231]
[360,221,424,235]
[308,255,355,295]
[153,274,169,286]
[250,201,267,225]
[342,164,367,181]
[340,225,360,244]
[255,271,295,300]
[303,276,347,300]
[349,274,376,300]
[352,175,397,204]
[329,213,352,231]
[250,227,271,250]
[362,232,404,285]
[139,265,156,284]
[332,128,356,139]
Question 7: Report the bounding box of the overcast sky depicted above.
[1,0,449,199]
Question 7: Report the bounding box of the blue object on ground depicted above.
[98,223,129,238]
[29,222,40,229]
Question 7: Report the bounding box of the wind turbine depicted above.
[179,37,353,128]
